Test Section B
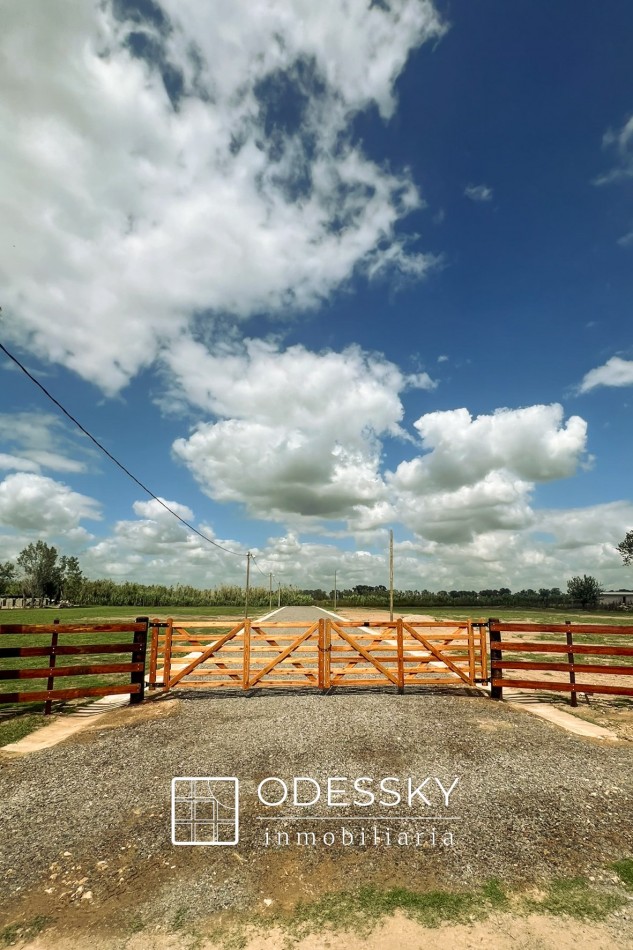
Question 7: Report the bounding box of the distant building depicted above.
[599,590,633,607]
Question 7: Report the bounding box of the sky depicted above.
[1,0,633,594]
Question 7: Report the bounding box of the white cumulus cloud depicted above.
[1,0,444,393]
[578,356,633,392]
[0,472,101,533]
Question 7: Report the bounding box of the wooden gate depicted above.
[149,618,487,693]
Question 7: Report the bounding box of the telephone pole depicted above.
[389,529,394,622]
[244,552,252,618]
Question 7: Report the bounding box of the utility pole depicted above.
[389,529,394,622]
[334,569,337,612]
[245,552,251,618]
[268,572,273,611]
[277,581,281,608]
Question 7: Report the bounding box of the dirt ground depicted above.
[14,911,633,950]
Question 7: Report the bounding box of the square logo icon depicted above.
[172,777,239,846]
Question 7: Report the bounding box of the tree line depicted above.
[0,541,625,610]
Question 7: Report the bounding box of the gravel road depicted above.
[1,608,632,943]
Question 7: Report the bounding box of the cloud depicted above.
[617,229,633,247]
[388,405,588,542]
[0,412,91,474]
[0,472,101,533]
[1,0,444,394]
[595,113,633,185]
[578,356,633,393]
[169,339,418,525]
[464,184,493,202]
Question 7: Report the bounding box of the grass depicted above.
[0,711,48,745]
[0,916,52,947]
[205,869,630,948]
[611,859,633,890]
[426,606,633,626]
[0,605,247,625]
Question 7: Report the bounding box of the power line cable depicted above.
[0,339,245,558]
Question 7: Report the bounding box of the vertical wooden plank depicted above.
[479,620,488,683]
[489,619,502,700]
[44,618,59,715]
[396,617,404,694]
[130,617,148,704]
[467,619,476,685]
[324,620,332,690]
[148,619,159,688]
[566,621,577,708]
[243,618,251,690]
[318,618,325,690]
[163,618,173,690]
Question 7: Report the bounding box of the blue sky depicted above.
[1,0,632,593]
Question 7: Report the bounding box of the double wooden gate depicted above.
[148,618,487,693]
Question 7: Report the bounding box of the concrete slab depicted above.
[1,694,130,756]
[477,685,619,740]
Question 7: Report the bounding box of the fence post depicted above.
[324,620,332,691]
[479,619,489,683]
[163,618,173,690]
[467,619,476,685]
[44,618,60,716]
[396,618,404,694]
[148,619,159,689]
[243,618,251,690]
[131,617,149,705]
[489,619,502,700]
[318,618,325,690]
[566,620,577,707]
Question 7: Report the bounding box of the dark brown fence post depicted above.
[130,617,149,705]
[566,620,577,707]
[489,619,502,700]
[44,618,60,716]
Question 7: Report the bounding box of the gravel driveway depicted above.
[1,608,632,943]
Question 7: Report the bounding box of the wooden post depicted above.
[389,529,394,623]
[323,620,332,690]
[566,620,577,707]
[318,618,325,690]
[479,619,488,683]
[489,619,502,700]
[163,618,173,690]
[131,617,149,704]
[243,618,251,690]
[44,618,59,715]
[396,617,404,694]
[245,552,251,618]
[467,619,476,685]
[148,619,159,689]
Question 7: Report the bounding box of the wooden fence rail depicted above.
[0,618,149,713]
[489,618,633,706]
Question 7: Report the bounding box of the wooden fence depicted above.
[148,618,488,693]
[0,618,149,714]
[489,618,633,706]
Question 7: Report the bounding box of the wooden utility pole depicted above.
[268,572,273,610]
[277,581,281,608]
[334,569,337,612]
[389,529,394,622]
[245,552,251,618]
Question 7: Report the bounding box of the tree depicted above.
[0,561,16,595]
[59,555,83,602]
[567,575,603,610]
[617,531,633,566]
[16,541,61,602]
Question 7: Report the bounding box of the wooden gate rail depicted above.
[489,618,633,706]
[151,618,487,693]
[0,618,149,713]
